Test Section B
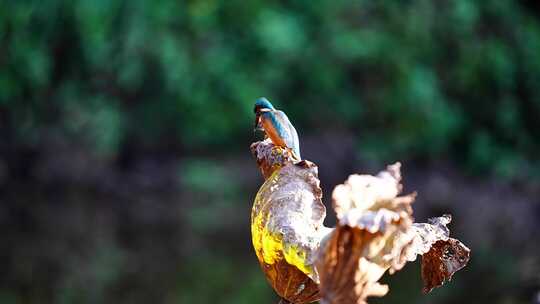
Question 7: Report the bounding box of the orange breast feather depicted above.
[262,117,286,147]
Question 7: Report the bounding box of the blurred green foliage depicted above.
[2,0,540,178]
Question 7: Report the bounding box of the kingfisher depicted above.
[254,97,301,160]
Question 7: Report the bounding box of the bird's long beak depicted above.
[254,114,263,132]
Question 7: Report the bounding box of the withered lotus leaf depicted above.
[251,140,330,303]
[250,140,470,304]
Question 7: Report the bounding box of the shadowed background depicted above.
[1,1,540,303]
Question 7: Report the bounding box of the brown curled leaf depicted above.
[316,226,389,304]
[250,140,331,303]
[421,238,471,293]
[395,215,470,292]
[316,164,417,304]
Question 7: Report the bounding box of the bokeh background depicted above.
[1,1,540,303]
